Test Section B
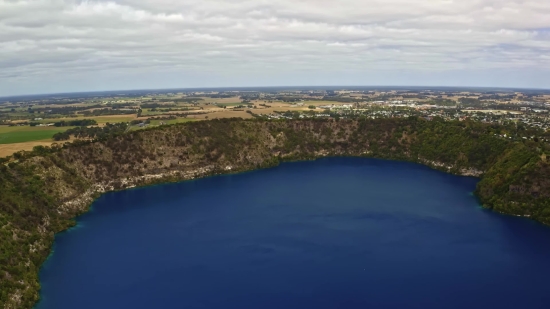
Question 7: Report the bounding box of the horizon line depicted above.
[2,84,550,100]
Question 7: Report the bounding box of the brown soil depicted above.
[0,140,57,157]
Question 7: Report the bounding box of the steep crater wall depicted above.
[1,118,549,309]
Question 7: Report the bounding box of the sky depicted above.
[1,0,550,96]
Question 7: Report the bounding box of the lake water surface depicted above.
[37,158,550,309]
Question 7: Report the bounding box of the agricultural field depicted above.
[0,92,399,158]
[213,102,247,107]
[148,118,196,125]
[0,126,71,144]
[195,110,254,119]
[0,140,59,158]
[89,115,137,123]
[32,115,138,125]
[197,96,242,104]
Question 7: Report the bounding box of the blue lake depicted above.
[37,158,550,309]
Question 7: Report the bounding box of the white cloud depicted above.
[1,0,550,95]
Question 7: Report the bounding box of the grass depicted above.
[35,115,137,124]
[91,115,137,123]
[0,141,55,158]
[148,118,196,125]
[140,109,199,116]
[129,118,197,131]
[0,126,72,144]
[216,103,247,107]
[141,109,168,116]
[6,112,32,117]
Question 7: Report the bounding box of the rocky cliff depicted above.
[1,118,549,309]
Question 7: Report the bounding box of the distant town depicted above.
[1,87,550,157]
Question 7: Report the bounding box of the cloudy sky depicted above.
[1,0,550,96]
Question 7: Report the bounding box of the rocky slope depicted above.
[1,118,549,309]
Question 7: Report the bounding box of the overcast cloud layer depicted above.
[1,0,550,95]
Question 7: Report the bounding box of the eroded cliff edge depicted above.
[2,118,549,309]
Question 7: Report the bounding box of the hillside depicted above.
[1,117,550,309]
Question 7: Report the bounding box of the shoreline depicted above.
[33,156,484,303]
[21,152,524,309]
[4,118,549,309]
[33,156,530,309]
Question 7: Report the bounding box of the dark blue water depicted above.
[37,158,550,309]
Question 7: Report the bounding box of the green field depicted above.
[149,118,196,125]
[140,109,166,116]
[128,118,197,131]
[0,126,71,144]
[36,115,137,124]
[0,116,194,144]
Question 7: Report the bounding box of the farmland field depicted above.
[215,103,247,107]
[0,126,70,144]
[90,115,137,123]
[33,115,137,125]
[148,118,196,125]
[0,140,58,157]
